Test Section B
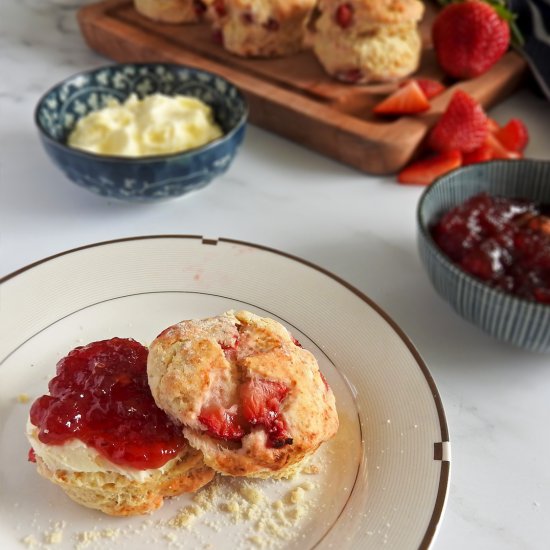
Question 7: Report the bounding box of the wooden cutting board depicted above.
[77,0,526,174]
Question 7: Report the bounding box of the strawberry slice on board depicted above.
[373,80,430,116]
[401,78,446,100]
[428,90,488,153]
[398,150,462,186]
[494,118,529,152]
[486,133,522,160]
[241,378,292,448]
[198,405,245,441]
[487,117,501,133]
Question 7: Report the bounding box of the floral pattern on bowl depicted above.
[35,63,248,201]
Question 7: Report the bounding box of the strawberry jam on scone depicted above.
[27,338,214,516]
[147,311,339,478]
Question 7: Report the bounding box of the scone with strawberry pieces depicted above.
[147,310,339,478]
[206,0,317,57]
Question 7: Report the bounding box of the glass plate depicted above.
[0,236,450,550]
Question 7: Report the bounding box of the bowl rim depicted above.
[34,62,249,164]
[416,158,550,311]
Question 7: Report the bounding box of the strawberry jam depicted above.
[432,193,550,304]
[29,338,186,470]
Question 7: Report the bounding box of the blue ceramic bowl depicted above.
[417,160,550,353]
[35,63,247,201]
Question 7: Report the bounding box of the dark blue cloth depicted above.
[508,0,550,100]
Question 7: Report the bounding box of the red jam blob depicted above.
[432,193,550,304]
[29,338,186,470]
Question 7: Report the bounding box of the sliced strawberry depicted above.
[486,133,522,160]
[319,371,330,391]
[193,0,207,16]
[241,379,288,425]
[263,17,280,31]
[463,143,493,165]
[335,3,353,29]
[212,29,224,45]
[241,379,292,448]
[335,68,363,83]
[428,90,488,153]
[494,118,529,152]
[487,118,501,133]
[198,405,245,441]
[291,336,302,348]
[219,337,239,361]
[398,150,462,186]
[28,448,36,463]
[374,81,430,116]
[212,0,226,17]
[401,78,446,100]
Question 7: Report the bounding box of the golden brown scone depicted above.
[205,0,317,57]
[148,310,339,478]
[311,0,424,83]
[134,0,206,23]
[34,449,214,516]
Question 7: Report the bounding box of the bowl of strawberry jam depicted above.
[417,160,550,352]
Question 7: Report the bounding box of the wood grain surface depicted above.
[77,0,527,174]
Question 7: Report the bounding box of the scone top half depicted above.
[148,310,339,478]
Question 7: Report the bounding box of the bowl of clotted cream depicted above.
[35,63,248,201]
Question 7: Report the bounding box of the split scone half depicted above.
[26,338,214,516]
[148,310,339,478]
[28,434,214,516]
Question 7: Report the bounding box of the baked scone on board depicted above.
[134,0,208,23]
[312,0,425,83]
[26,338,214,516]
[148,310,339,479]
[206,0,317,57]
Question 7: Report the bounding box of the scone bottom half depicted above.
[26,337,215,516]
[148,310,339,479]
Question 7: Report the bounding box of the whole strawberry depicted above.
[433,1,510,79]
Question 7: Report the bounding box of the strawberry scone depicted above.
[134,0,208,23]
[27,338,214,516]
[206,0,317,57]
[312,0,424,83]
[147,310,339,478]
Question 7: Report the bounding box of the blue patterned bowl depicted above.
[35,63,247,201]
[417,160,550,353]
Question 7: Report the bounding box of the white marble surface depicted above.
[1,1,550,549]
